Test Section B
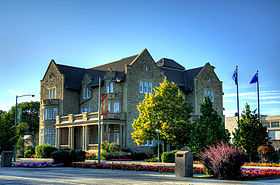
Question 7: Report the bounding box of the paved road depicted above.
[0,167,280,185]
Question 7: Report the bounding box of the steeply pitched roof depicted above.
[157,58,185,70]
[184,67,204,91]
[92,54,138,72]
[56,64,87,90]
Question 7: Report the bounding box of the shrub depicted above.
[35,144,57,158]
[200,142,245,179]
[86,151,97,160]
[24,148,35,158]
[52,149,85,166]
[52,150,72,166]
[161,150,177,163]
[102,141,120,153]
[257,144,275,162]
[71,150,86,162]
[145,156,159,162]
[131,152,148,160]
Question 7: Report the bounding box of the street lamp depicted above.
[155,129,160,162]
[13,94,35,161]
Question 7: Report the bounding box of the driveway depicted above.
[0,167,280,185]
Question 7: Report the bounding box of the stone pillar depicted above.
[84,126,88,151]
[68,127,74,149]
[119,124,123,147]
[55,128,60,148]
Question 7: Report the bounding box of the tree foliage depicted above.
[233,103,268,161]
[0,101,39,152]
[131,79,192,148]
[189,97,230,154]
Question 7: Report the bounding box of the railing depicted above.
[42,99,60,105]
[56,112,126,125]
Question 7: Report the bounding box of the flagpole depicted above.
[236,66,240,123]
[257,70,260,119]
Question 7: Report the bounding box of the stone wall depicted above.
[125,50,163,147]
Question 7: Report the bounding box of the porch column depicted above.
[119,124,123,147]
[84,126,88,151]
[100,124,104,144]
[55,128,60,148]
[68,127,74,149]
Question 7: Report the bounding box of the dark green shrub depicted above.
[52,150,72,166]
[35,144,57,158]
[200,143,245,179]
[24,147,35,158]
[145,156,159,162]
[109,143,120,152]
[161,150,177,163]
[131,152,148,160]
[71,150,86,162]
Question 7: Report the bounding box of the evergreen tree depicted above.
[131,79,192,149]
[233,103,268,161]
[189,97,230,154]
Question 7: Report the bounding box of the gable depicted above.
[42,60,62,82]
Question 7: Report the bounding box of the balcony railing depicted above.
[42,99,60,105]
[56,112,126,125]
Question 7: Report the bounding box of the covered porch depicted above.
[55,112,126,151]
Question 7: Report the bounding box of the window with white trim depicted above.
[139,81,153,94]
[44,128,55,145]
[113,101,120,113]
[204,88,214,102]
[47,87,56,99]
[269,130,280,140]
[271,121,279,128]
[106,82,114,93]
[44,107,58,120]
[82,87,91,99]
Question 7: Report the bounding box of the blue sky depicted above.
[0,0,279,116]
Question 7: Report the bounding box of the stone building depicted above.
[225,115,280,150]
[39,49,223,151]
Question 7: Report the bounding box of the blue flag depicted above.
[232,67,238,85]
[250,71,258,84]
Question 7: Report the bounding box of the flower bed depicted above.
[241,168,280,178]
[72,162,204,174]
[243,162,280,167]
[13,162,63,168]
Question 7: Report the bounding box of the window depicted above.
[80,106,88,113]
[47,87,56,99]
[82,87,91,99]
[43,128,55,145]
[113,101,120,113]
[204,88,214,102]
[262,122,270,128]
[269,130,280,140]
[144,140,154,146]
[44,107,58,120]
[139,81,153,94]
[271,121,279,128]
[106,82,114,93]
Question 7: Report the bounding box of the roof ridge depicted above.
[92,54,138,69]
[56,63,87,70]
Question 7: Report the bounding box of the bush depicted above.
[86,151,97,160]
[131,152,148,160]
[71,150,86,162]
[35,144,57,158]
[161,150,177,163]
[145,156,159,162]
[200,142,245,179]
[102,141,120,153]
[52,149,86,166]
[24,147,35,158]
[52,150,72,166]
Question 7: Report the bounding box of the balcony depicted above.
[42,99,60,105]
[56,112,126,126]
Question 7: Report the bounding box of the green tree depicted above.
[0,110,16,152]
[189,97,230,154]
[233,103,268,161]
[131,79,192,149]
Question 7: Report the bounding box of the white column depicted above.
[84,126,88,151]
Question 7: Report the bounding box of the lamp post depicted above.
[97,77,101,164]
[155,129,160,162]
[13,94,35,162]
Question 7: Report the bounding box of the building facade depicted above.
[39,49,223,151]
[225,115,280,150]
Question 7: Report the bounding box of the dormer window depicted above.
[144,64,149,71]
[106,81,114,93]
[82,87,91,99]
[139,81,153,94]
[47,87,56,99]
